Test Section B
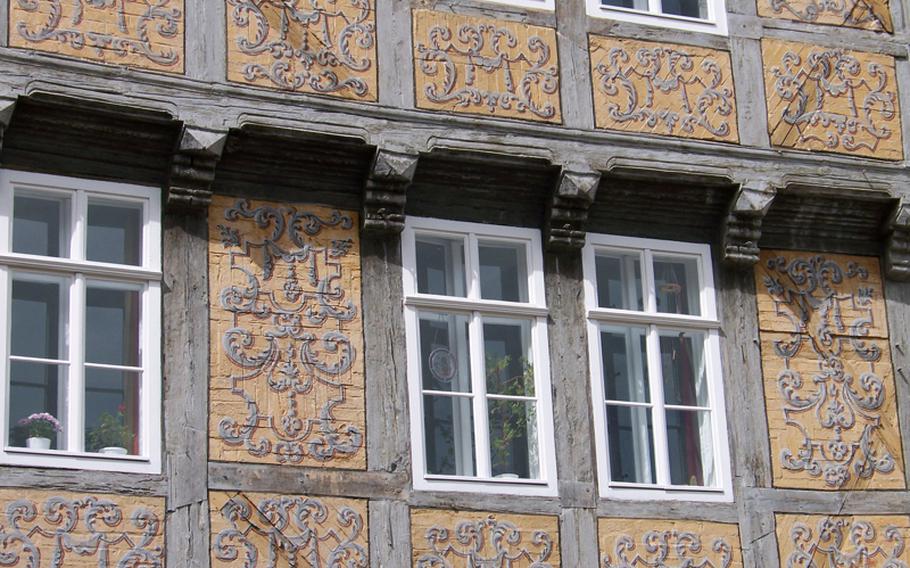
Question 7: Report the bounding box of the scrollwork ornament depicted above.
[415,515,555,567]
[13,0,182,68]
[762,0,892,32]
[760,253,901,489]
[212,198,365,466]
[227,0,376,98]
[783,517,908,567]
[602,530,734,568]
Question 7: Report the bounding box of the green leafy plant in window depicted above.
[486,355,535,478]
[87,406,134,452]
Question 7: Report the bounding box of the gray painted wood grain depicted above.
[369,500,411,568]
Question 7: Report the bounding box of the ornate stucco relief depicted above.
[411,509,561,567]
[10,0,184,73]
[776,514,910,567]
[412,10,562,123]
[756,251,905,490]
[226,0,377,101]
[757,0,892,32]
[208,195,366,468]
[599,518,744,568]
[589,36,738,143]
[210,491,368,567]
[762,39,903,160]
[0,489,165,565]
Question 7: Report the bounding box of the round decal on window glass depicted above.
[428,348,457,383]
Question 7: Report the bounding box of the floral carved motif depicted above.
[762,39,903,160]
[757,0,892,32]
[208,196,366,468]
[590,36,738,143]
[10,0,184,72]
[0,489,164,566]
[411,509,560,568]
[599,518,744,568]
[413,10,561,123]
[210,491,368,568]
[756,251,905,490]
[226,0,377,100]
[776,514,910,567]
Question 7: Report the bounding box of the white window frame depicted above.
[403,217,557,496]
[583,234,732,501]
[0,170,162,474]
[586,0,728,35]
[480,0,555,9]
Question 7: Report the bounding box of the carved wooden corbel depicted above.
[362,147,419,234]
[545,167,601,251]
[884,197,910,281]
[166,125,229,212]
[0,98,17,160]
[721,179,777,267]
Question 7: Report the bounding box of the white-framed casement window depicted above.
[586,0,728,35]
[583,234,731,501]
[403,218,557,496]
[0,170,161,473]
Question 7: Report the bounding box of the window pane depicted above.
[8,361,67,450]
[85,368,140,455]
[607,404,655,484]
[479,242,528,302]
[660,330,708,407]
[86,284,141,367]
[666,409,714,486]
[423,394,475,476]
[418,312,471,393]
[11,275,67,360]
[601,325,649,403]
[416,236,466,297]
[483,318,533,397]
[86,200,142,266]
[660,0,707,18]
[489,400,539,479]
[595,252,643,311]
[653,255,701,316]
[12,193,70,258]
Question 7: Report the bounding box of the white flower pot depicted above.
[26,437,51,450]
[99,446,128,456]
[494,473,520,479]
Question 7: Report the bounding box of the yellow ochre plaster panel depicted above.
[762,39,903,160]
[0,489,164,565]
[210,491,368,567]
[590,36,739,144]
[599,518,743,568]
[412,10,562,124]
[411,508,561,567]
[226,0,378,101]
[755,251,905,490]
[776,514,910,566]
[10,0,184,73]
[757,0,892,32]
[209,196,366,468]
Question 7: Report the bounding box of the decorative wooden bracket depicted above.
[362,147,419,234]
[0,98,17,161]
[884,197,910,281]
[166,125,229,212]
[545,167,601,251]
[721,179,777,267]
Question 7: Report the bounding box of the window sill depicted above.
[416,475,558,497]
[588,4,728,35]
[2,447,159,474]
[602,482,733,502]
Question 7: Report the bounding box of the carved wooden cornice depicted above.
[546,167,601,251]
[885,197,910,281]
[362,148,419,235]
[0,98,17,161]
[166,125,229,212]
[722,179,777,267]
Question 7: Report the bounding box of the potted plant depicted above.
[87,406,134,456]
[17,413,62,450]
[486,355,535,479]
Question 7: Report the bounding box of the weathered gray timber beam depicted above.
[166,125,228,212]
[741,487,910,514]
[884,277,910,479]
[721,179,778,267]
[560,509,599,567]
[595,499,740,522]
[0,466,167,495]
[884,197,910,281]
[407,491,563,515]
[0,96,15,159]
[362,147,419,234]
[545,166,601,251]
[369,500,411,568]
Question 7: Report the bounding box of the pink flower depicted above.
[117,404,127,414]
